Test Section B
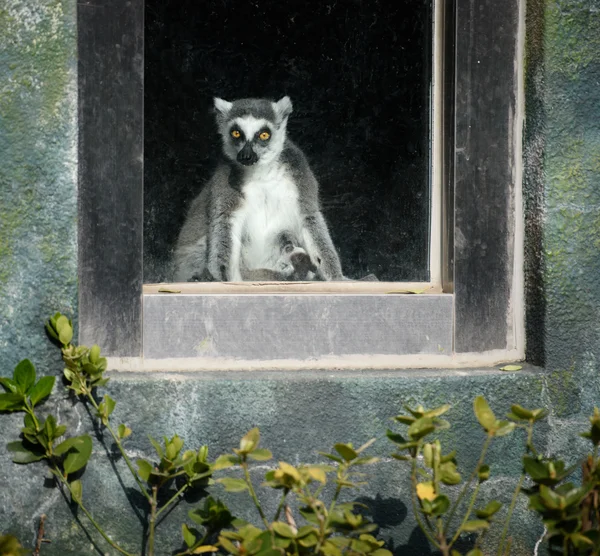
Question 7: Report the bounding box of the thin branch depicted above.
[444,434,492,535]
[33,514,47,556]
[156,482,189,519]
[148,486,158,556]
[54,467,135,556]
[273,489,290,522]
[85,392,151,502]
[242,460,270,529]
[410,446,440,549]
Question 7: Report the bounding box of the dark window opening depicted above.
[143,0,433,283]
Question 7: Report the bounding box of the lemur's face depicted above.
[214,97,293,167]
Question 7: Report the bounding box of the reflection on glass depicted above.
[144,0,432,283]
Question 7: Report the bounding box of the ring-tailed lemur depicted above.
[173,96,344,282]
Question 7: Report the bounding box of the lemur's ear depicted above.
[273,96,293,122]
[214,97,233,119]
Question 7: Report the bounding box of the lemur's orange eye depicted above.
[231,129,241,139]
[259,131,271,141]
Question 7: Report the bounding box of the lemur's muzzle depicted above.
[237,143,258,166]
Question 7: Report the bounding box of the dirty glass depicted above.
[144,0,432,283]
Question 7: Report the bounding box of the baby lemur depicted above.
[173,96,344,282]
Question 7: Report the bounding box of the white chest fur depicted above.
[231,163,303,269]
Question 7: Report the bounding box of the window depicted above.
[78,0,523,366]
[143,0,433,284]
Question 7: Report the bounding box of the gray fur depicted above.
[173,96,344,282]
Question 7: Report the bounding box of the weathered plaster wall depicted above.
[0,370,550,554]
[524,0,600,422]
[0,0,78,370]
[1,0,600,554]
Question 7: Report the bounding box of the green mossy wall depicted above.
[0,0,600,554]
[0,0,78,370]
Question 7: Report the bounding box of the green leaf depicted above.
[385,429,407,445]
[272,521,295,538]
[474,396,496,431]
[0,534,28,556]
[0,392,25,411]
[213,454,239,470]
[55,315,69,332]
[297,532,319,548]
[494,421,516,437]
[137,459,153,482]
[353,456,379,466]
[499,365,522,372]
[478,464,491,482]
[423,404,452,418]
[166,442,177,461]
[45,320,60,341]
[59,323,73,345]
[192,545,219,554]
[334,443,358,461]
[431,494,450,516]
[23,413,35,430]
[240,428,260,453]
[523,456,548,481]
[89,344,101,364]
[63,435,93,474]
[304,466,328,484]
[169,435,184,455]
[14,359,36,393]
[104,394,116,415]
[0,377,18,393]
[55,436,87,456]
[218,536,240,555]
[217,477,249,492]
[29,376,55,406]
[118,424,132,439]
[423,443,433,467]
[7,441,46,463]
[476,500,502,519]
[70,479,83,503]
[408,417,435,439]
[460,520,490,532]
[148,435,164,458]
[44,414,57,439]
[248,448,272,461]
[319,452,344,463]
[183,523,197,548]
[509,404,535,420]
[440,461,461,485]
[539,485,563,509]
[394,415,416,425]
[296,526,317,539]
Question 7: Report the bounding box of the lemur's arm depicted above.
[207,178,243,281]
[302,213,344,280]
[283,142,344,281]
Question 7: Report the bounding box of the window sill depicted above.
[142,291,453,360]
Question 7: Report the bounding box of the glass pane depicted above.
[144,0,432,283]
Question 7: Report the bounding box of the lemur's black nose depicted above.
[237,143,258,166]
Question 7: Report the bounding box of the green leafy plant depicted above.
[0,535,28,556]
[524,407,600,554]
[1,315,391,555]
[2,314,214,556]
[6,312,600,555]
[205,428,391,556]
[388,397,548,556]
